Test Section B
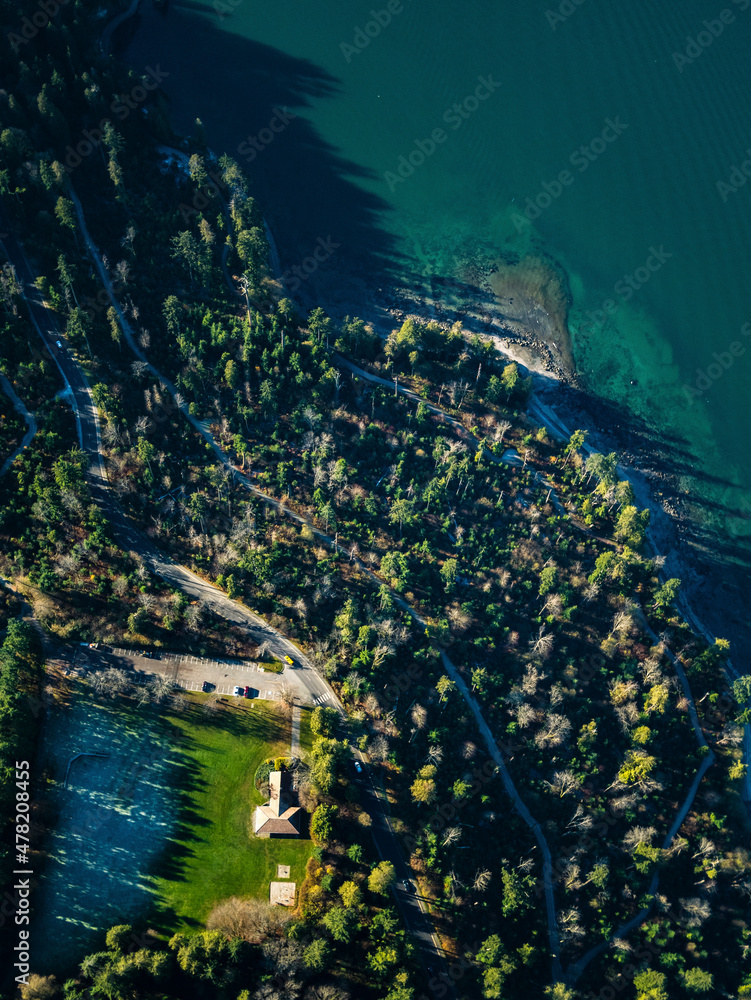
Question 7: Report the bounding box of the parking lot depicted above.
[74,646,284,701]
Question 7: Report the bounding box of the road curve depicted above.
[65,186,566,983]
[0,196,457,993]
[0,372,37,477]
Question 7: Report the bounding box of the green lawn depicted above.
[298,705,313,754]
[260,657,285,673]
[148,696,312,935]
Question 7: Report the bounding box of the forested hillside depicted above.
[1,3,750,999]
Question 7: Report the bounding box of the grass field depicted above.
[147,696,313,934]
[35,683,314,973]
[260,657,285,673]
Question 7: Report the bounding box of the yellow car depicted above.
[284,655,294,666]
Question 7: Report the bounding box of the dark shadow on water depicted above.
[121,3,751,664]
[124,2,412,312]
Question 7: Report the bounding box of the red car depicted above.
[244,686,257,698]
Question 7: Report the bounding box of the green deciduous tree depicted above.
[538,565,556,596]
[54,196,77,244]
[384,970,415,1000]
[380,550,409,591]
[653,578,681,610]
[410,777,437,805]
[440,558,458,592]
[303,938,331,972]
[368,945,399,977]
[224,359,240,389]
[680,967,714,994]
[19,974,60,1000]
[585,451,618,488]
[436,674,455,703]
[311,705,339,737]
[563,429,587,467]
[171,231,203,287]
[310,803,337,844]
[615,505,650,547]
[618,750,656,787]
[322,905,356,942]
[368,861,396,895]
[389,497,416,537]
[634,969,668,1000]
[338,881,362,909]
[168,930,233,982]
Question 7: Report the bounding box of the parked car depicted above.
[353,760,363,774]
[233,686,244,696]
[244,686,257,698]
[202,681,213,693]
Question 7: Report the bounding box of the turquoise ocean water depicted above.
[126,0,751,554]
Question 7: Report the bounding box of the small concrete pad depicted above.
[270,881,296,906]
[277,864,291,878]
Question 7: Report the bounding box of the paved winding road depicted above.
[0,372,36,477]
[0,198,455,994]
[9,174,729,987]
[0,201,337,710]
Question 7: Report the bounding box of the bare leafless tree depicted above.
[522,664,540,696]
[565,805,593,833]
[473,868,492,892]
[369,734,390,762]
[516,704,536,729]
[529,626,554,660]
[679,897,711,928]
[442,826,462,847]
[583,582,600,603]
[207,896,291,942]
[495,420,512,445]
[622,826,657,851]
[137,592,156,612]
[610,611,634,638]
[542,593,564,619]
[306,986,350,1000]
[411,704,427,731]
[91,668,131,698]
[559,908,585,942]
[534,713,572,748]
[278,682,295,711]
[547,770,580,798]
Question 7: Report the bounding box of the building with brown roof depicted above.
[254,770,302,838]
